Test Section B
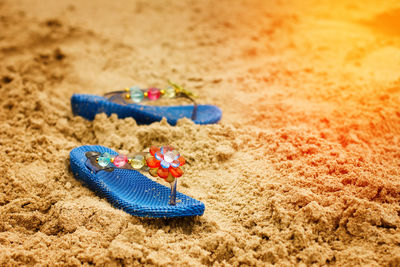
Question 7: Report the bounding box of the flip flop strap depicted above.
[104,81,198,120]
[84,145,186,206]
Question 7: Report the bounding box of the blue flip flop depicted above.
[71,81,222,125]
[69,145,205,218]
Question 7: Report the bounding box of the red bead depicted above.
[146,156,160,168]
[157,168,169,179]
[149,146,160,156]
[147,88,161,100]
[169,167,183,178]
[113,155,128,167]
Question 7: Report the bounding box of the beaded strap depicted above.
[104,81,198,120]
[85,145,185,205]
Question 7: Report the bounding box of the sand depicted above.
[1,0,400,266]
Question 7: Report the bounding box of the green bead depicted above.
[131,154,145,169]
[163,86,176,98]
[98,156,110,167]
[130,86,144,103]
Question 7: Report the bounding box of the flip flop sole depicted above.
[71,94,222,125]
[69,145,205,218]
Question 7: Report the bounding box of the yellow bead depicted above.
[131,155,145,169]
[160,89,165,95]
[144,92,148,97]
[125,94,130,99]
[163,86,176,98]
[110,158,114,163]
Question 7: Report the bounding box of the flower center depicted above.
[164,151,176,163]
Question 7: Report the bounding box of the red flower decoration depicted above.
[146,145,185,182]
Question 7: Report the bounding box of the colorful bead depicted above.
[149,168,158,177]
[160,160,170,169]
[163,150,180,163]
[163,86,176,98]
[145,145,185,179]
[130,155,145,169]
[155,151,163,161]
[147,87,161,100]
[157,168,169,179]
[160,146,173,154]
[171,160,180,168]
[97,156,110,167]
[113,154,128,167]
[169,167,183,178]
[166,173,175,183]
[146,156,161,168]
[178,156,185,166]
[150,146,160,156]
[129,86,144,103]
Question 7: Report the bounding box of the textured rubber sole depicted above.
[69,145,205,218]
[71,94,222,125]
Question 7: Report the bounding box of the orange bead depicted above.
[166,173,175,183]
[146,156,160,168]
[149,146,160,156]
[178,156,185,166]
[169,167,183,178]
[157,167,169,179]
[149,168,158,177]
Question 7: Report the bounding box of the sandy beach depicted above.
[1,0,400,265]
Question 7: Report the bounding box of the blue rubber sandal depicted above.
[69,145,205,218]
[71,81,222,125]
